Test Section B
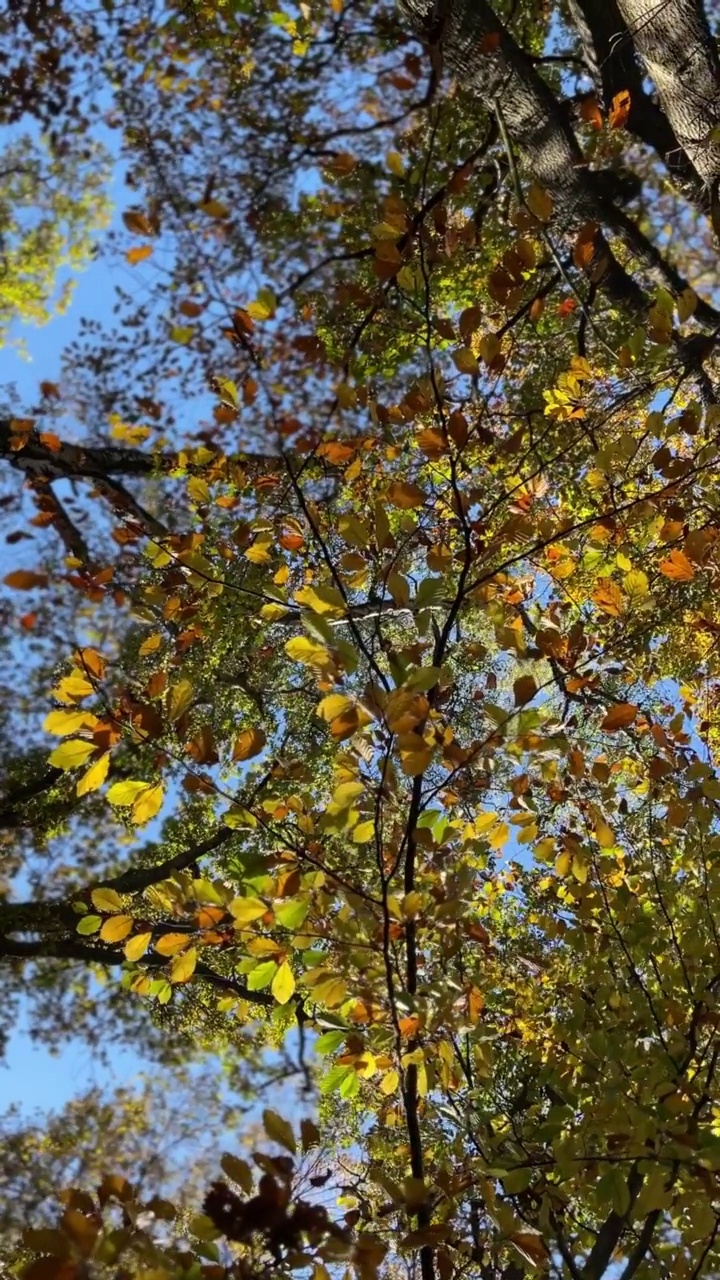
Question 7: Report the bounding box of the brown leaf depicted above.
[122,210,156,236]
[387,481,425,508]
[233,727,267,760]
[601,703,638,731]
[513,675,537,706]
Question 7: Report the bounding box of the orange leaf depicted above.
[78,647,106,679]
[580,95,603,129]
[126,244,153,265]
[317,441,356,465]
[609,89,631,129]
[573,221,599,270]
[3,570,48,590]
[592,579,625,617]
[659,548,695,581]
[601,703,637,731]
[39,431,62,451]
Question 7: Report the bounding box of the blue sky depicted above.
[0,151,160,1116]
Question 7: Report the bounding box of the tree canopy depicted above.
[4,0,720,1277]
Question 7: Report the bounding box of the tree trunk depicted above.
[616,0,720,192]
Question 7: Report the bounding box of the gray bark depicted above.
[568,0,709,210]
[400,0,681,316]
[616,0,720,191]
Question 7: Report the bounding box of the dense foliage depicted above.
[4,0,720,1277]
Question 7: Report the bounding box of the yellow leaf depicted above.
[100,914,133,942]
[188,476,210,504]
[245,531,273,564]
[677,287,698,322]
[229,896,268,925]
[124,931,152,961]
[233,727,267,761]
[44,708,95,736]
[475,812,499,835]
[155,932,191,956]
[91,887,124,914]
[51,672,93,704]
[488,822,509,849]
[294,584,346,616]
[170,325,194,345]
[624,569,649,600]
[317,693,355,722]
[167,678,194,722]
[380,1069,399,1095]
[333,781,364,808]
[399,743,433,776]
[139,633,163,655]
[285,636,332,666]
[107,780,150,806]
[479,333,501,365]
[572,853,588,883]
[555,850,572,877]
[272,960,296,1004]
[594,816,615,848]
[77,751,110,797]
[263,1109,296,1153]
[132,782,164,825]
[170,946,197,983]
[352,819,375,843]
[311,974,347,1006]
[199,199,230,219]
[452,347,479,375]
[386,150,406,177]
[49,739,97,770]
[338,514,371,547]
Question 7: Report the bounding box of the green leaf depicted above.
[77,914,102,935]
[247,960,277,990]
[275,899,310,929]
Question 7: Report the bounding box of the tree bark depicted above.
[399,0,692,317]
[568,0,709,210]
[616,0,720,193]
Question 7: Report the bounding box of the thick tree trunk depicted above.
[400,0,720,330]
[400,0,648,314]
[616,0,720,191]
[568,0,709,210]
